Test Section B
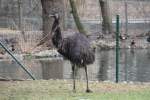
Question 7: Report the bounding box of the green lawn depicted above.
[0,80,150,100]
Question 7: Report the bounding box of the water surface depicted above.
[0,49,150,82]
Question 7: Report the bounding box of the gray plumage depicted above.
[57,33,95,66]
[51,13,95,92]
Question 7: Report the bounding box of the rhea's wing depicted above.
[70,34,95,65]
[58,33,95,65]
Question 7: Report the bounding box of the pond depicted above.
[0,49,150,82]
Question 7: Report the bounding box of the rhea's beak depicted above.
[49,14,54,17]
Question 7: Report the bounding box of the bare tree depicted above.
[99,0,112,34]
[69,0,87,36]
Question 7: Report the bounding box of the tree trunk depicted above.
[69,0,87,36]
[99,0,112,34]
[40,0,64,48]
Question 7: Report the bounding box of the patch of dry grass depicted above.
[0,80,150,100]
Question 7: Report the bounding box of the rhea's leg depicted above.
[85,65,92,93]
[72,64,76,92]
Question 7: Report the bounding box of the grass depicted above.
[0,80,150,100]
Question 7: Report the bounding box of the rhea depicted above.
[38,13,95,92]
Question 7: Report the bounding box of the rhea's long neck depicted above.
[52,19,62,48]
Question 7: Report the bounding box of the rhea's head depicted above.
[49,13,60,33]
[49,13,62,40]
[49,13,59,20]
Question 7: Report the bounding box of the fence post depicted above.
[0,41,35,80]
[116,15,120,83]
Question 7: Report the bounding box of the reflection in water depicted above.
[40,59,63,79]
[0,49,150,82]
[124,49,128,82]
[147,48,150,59]
[136,50,150,82]
[97,50,108,81]
[0,60,30,79]
[128,49,137,82]
[130,48,135,55]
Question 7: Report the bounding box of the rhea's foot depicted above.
[86,89,92,93]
